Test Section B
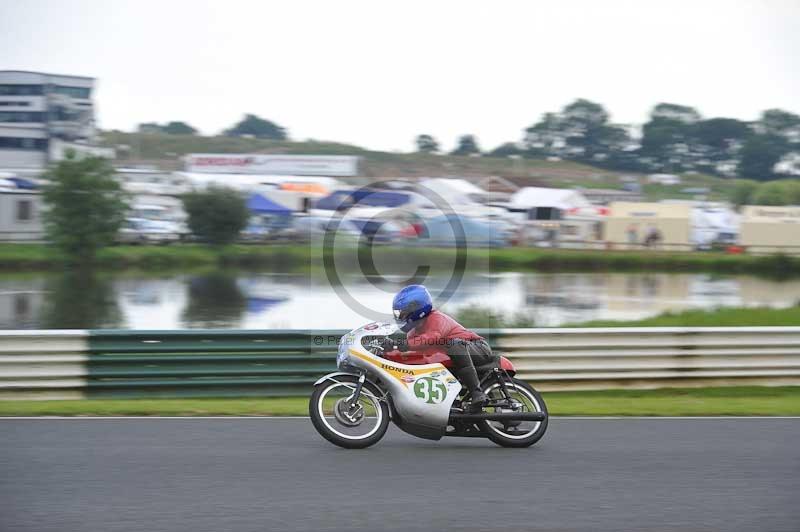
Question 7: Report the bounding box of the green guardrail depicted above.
[85,329,503,398]
[86,330,340,398]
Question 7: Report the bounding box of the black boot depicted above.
[457,367,487,413]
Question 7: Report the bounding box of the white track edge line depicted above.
[0,415,799,420]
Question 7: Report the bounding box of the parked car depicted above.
[421,214,513,247]
[346,219,405,244]
[289,215,362,243]
[117,218,181,245]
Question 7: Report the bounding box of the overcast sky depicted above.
[1,0,798,152]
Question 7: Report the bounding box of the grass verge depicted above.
[2,243,800,277]
[1,386,798,416]
[571,305,800,327]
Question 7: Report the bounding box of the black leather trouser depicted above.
[447,339,494,371]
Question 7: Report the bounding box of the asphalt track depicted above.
[1,418,798,532]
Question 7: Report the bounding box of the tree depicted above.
[737,134,790,181]
[415,134,439,153]
[450,135,481,156]
[727,179,759,207]
[691,118,750,152]
[759,109,800,139]
[137,122,162,134]
[182,186,249,246]
[224,114,287,140]
[523,99,628,163]
[137,121,198,134]
[650,103,701,124]
[487,142,523,158]
[637,103,704,172]
[42,151,129,264]
[561,99,609,131]
[524,112,565,156]
[751,180,800,206]
[162,121,198,135]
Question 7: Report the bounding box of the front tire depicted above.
[309,375,390,449]
[479,377,548,448]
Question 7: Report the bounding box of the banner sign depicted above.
[185,154,358,176]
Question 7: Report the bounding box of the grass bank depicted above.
[103,132,736,202]
[0,243,313,271]
[2,243,800,276]
[571,304,800,327]
[453,303,800,329]
[2,386,798,416]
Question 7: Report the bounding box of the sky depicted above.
[1,0,798,152]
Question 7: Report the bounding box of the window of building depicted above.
[0,84,44,96]
[54,86,91,99]
[0,137,48,150]
[0,111,44,123]
[0,101,31,107]
[16,200,33,222]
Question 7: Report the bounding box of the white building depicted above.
[0,71,112,172]
[0,189,44,242]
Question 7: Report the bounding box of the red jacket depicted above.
[407,310,482,349]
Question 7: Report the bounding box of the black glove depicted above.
[379,337,396,352]
[381,336,408,352]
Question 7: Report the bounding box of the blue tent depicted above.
[246,194,292,215]
[315,189,410,210]
[8,177,37,190]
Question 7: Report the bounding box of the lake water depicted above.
[1,270,799,330]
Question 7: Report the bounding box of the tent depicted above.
[420,178,486,204]
[315,189,411,210]
[509,187,589,210]
[8,177,38,190]
[247,193,293,215]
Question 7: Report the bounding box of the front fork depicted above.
[334,371,367,425]
[347,371,366,406]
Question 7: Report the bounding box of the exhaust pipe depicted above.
[449,411,546,422]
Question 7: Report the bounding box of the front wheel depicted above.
[309,375,390,449]
[479,377,548,448]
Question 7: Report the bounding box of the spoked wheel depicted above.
[479,377,548,448]
[309,375,389,449]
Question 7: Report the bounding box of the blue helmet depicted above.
[392,285,433,332]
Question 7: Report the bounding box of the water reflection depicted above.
[182,273,248,329]
[42,271,122,329]
[0,271,799,330]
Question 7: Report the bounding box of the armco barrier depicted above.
[1,327,800,399]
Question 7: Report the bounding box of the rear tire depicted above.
[309,375,390,449]
[479,377,548,448]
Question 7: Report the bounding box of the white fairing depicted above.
[335,322,460,440]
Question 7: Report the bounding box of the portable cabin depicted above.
[604,202,692,250]
[739,205,800,255]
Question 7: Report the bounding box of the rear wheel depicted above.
[309,375,389,449]
[479,377,548,448]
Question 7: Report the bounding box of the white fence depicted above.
[496,327,800,390]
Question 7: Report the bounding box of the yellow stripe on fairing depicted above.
[350,349,443,383]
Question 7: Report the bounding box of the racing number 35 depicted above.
[413,377,447,404]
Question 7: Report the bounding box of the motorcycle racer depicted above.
[388,284,493,412]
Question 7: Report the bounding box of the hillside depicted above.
[100,131,732,200]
